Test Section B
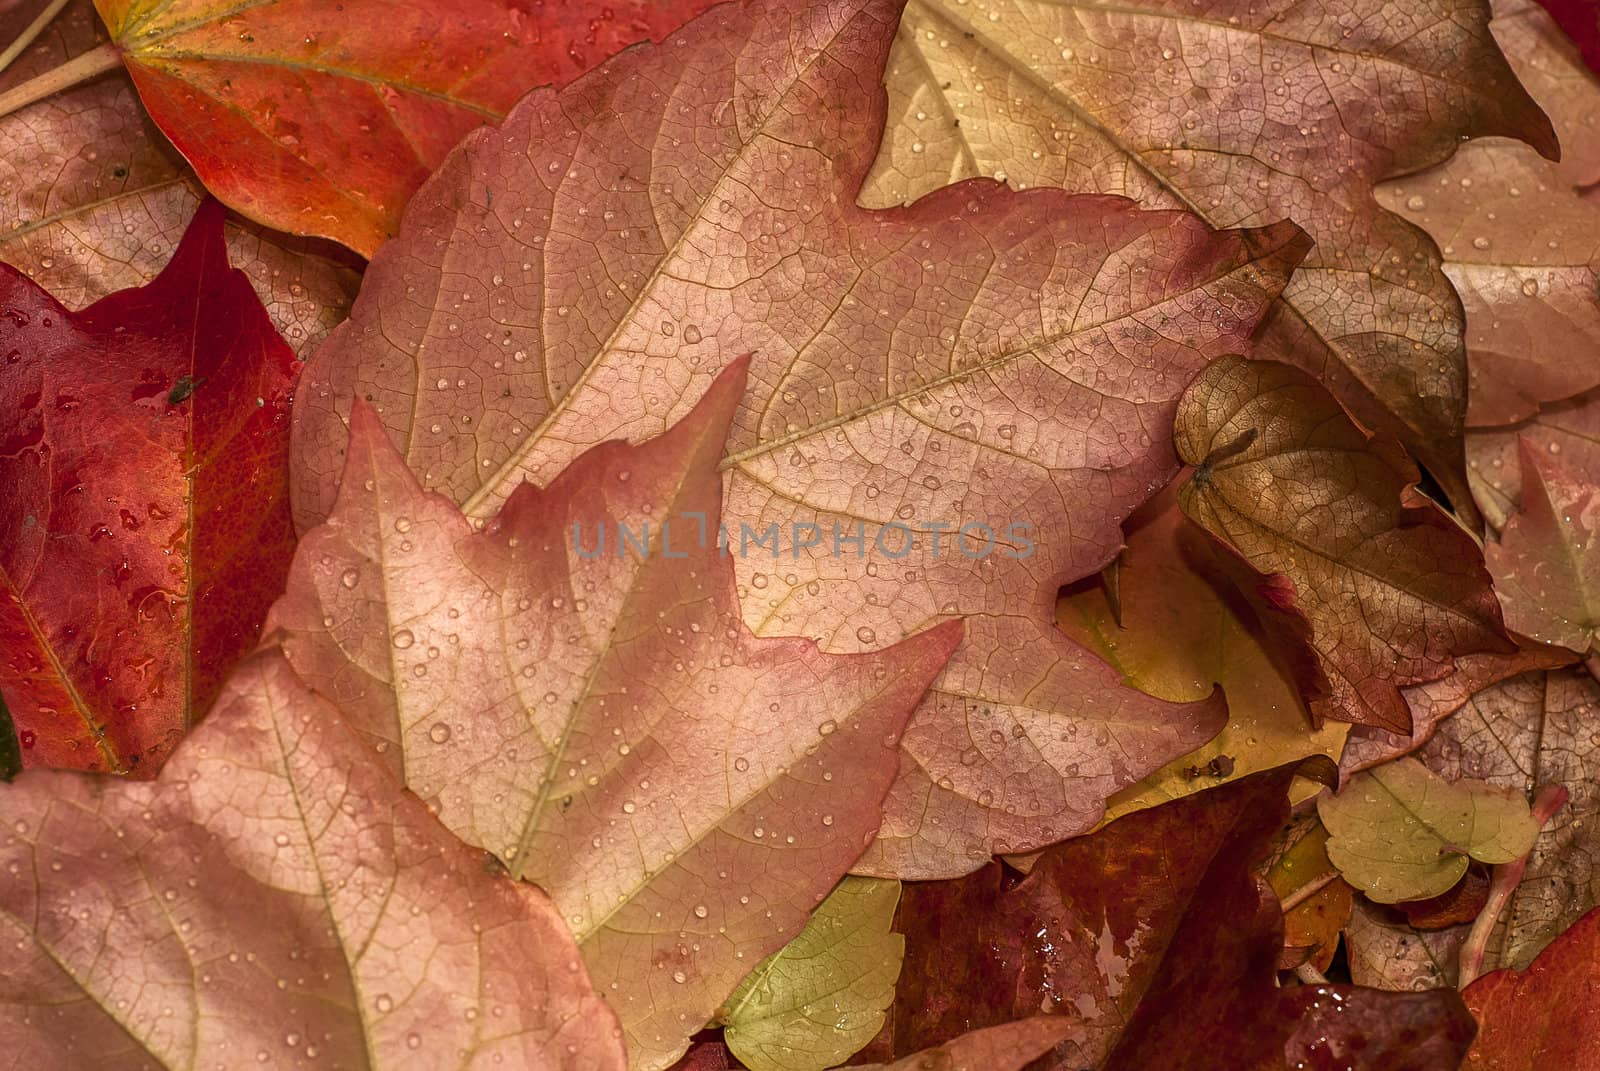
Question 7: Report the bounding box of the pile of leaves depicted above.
[1,0,1598,1066]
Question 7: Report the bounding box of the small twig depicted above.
[0,40,121,120]
[1278,869,1340,914]
[1457,783,1569,988]
[0,0,72,79]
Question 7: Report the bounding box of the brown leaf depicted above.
[0,650,626,1068]
[1486,440,1600,653]
[1176,355,1514,732]
[0,0,356,354]
[269,362,959,1070]
[861,0,1558,523]
[854,1019,1078,1070]
[288,0,1310,877]
[1470,388,1600,527]
[1419,667,1600,969]
[1377,0,1600,427]
[1462,906,1600,1070]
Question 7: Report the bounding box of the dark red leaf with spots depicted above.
[0,199,298,775]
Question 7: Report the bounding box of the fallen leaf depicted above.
[716,877,902,1071]
[855,1019,1078,1071]
[1470,387,1600,527]
[1319,757,1540,903]
[1532,0,1600,75]
[1419,667,1600,969]
[1377,0,1600,427]
[1176,355,1514,732]
[0,0,357,354]
[0,199,298,774]
[881,768,1476,1069]
[1398,864,1493,930]
[1058,485,1348,822]
[90,0,717,255]
[269,360,959,1070]
[861,0,1558,522]
[0,648,627,1068]
[1264,818,1353,972]
[1339,642,1577,776]
[1344,898,1469,992]
[1486,439,1600,652]
[290,0,1309,878]
[1462,905,1600,1070]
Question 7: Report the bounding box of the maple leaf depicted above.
[0,0,356,353]
[57,0,717,255]
[0,199,298,774]
[1486,440,1600,653]
[714,877,902,1070]
[1057,486,1348,821]
[268,360,960,1069]
[1418,667,1600,970]
[1462,905,1600,1070]
[1175,355,1515,732]
[0,648,627,1068]
[289,0,1309,877]
[878,768,1476,1069]
[1318,757,1540,903]
[860,0,1558,525]
[1377,0,1600,427]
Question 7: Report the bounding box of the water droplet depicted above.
[428,723,452,744]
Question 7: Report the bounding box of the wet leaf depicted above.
[1486,440,1600,653]
[1176,355,1514,732]
[862,0,1558,523]
[269,361,959,1070]
[0,649,627,1068]
[1462,905,1600,1070]
[1378,0,1600,427]
[855,1019,1078,1070]
[1265,818,1353,972]
[288,0,1312,878]
[92,0,717,254]
[880,768,1476,1069]
[1319,757,1540,902]
[1419,667,1600,969]
[717,877,902,1071]
[1058,486,1348,822]
[0,0,356,353]
[0,199,298,774]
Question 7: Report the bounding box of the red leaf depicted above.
[93,0,717,255]
[269,360,960,1067]
[0,199,298,775]
[1463,906,1600,1070]
[884,769,1476,1070]
[0,649,626,1067]
[1532,0,1600,75]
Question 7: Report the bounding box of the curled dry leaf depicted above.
[1486,440,1600,653]
[90,0,718,255]
[1176,355,1514,733]
[0,0,356,353]
[269,361,959,1070]
[0,649,627,1069]
[880,768,1476,1070]
[1462,905,1600,1070]
[0,200,297,774]
[1377,0,1600,427]
[861,0,1558,522]
[716,877,903,1071]
[1058,485,1347,822]
[1319,757,1540,903]
[1420,667,1600,970]
[289,0,1313,878]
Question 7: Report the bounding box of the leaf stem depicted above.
[1278,869,1340,914]
[0,0,72,78]
[0,40,120,120]
[1457,782,1568,988]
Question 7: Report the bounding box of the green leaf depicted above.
[717,877,904,1071]
[1318,758,1540,903]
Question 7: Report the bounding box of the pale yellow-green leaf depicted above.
[1318,757,1539,903]
[717,877,904,1071]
